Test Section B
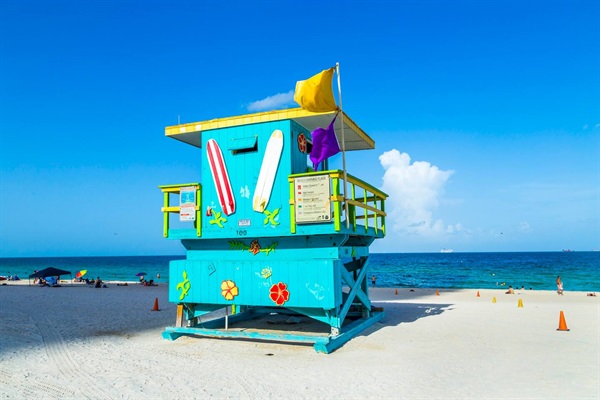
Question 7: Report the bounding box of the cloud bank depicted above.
[379,149,455,237]
[246,91,295,112]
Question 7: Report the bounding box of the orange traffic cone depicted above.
[557,311,570,331]
[395,289,398,295]
[152,297,160,311]
[436,290,440,296]
[518,298,523,308]
[477,291,480,297]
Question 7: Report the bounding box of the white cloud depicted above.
[519,221,531,232]
[246,91,295,112]
[379,149,455,237]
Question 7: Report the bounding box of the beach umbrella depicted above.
[136,272,147,277]
[75,269,87,278]
[29,267,71,279]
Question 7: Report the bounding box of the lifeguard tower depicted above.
[159,106,388,353]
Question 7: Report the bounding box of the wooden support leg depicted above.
[175,304,185,328]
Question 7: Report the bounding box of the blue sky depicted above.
[1,0,598,256]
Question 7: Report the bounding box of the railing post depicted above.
[373,195,379,235]
[363,190,368,233]
[381,198,386,235]
[289,178,296,234]
[332,176,341,232]
[196,186,202,237]
[351,183,357,232]
[163,191,169,238]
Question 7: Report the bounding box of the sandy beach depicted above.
[0,282,598,399]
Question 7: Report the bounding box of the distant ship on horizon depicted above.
[440,248,454,253]
[562,249,574,252]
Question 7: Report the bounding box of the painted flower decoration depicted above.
[269,282,290,306]
[221,280,239,301]
[249,239,261,255]
[260,267,272,279]
[297,133,307,153]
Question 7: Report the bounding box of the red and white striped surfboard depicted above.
[206,139,235,215]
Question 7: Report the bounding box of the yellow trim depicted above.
[159,183,200,191]
[165,109,327,134]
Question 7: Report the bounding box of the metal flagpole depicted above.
[336,62,350,229]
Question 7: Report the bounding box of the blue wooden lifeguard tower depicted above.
[159,107,388,353]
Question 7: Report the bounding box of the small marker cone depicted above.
[152,297,160,311]
[477,291,480,297]
[436,290,440,296]
[395,289,398,295]
[518,298,523,308]
[557,311,570,331]
[492,297,496,303]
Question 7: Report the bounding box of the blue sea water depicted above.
[1,252,598,292]
[369,252,599,291]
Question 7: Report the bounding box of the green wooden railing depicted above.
[288,170,388,235]
[158,183,202,238]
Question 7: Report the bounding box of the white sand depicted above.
[0,283,598,399]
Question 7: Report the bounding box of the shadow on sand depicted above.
[0,285,458,355]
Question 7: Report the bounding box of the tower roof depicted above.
[165,108,374,151]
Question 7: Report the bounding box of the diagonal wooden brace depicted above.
[339,259,371,323]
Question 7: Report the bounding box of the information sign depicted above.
[180,186,196,222]
[294,175,332,224]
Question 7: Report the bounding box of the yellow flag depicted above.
[294,68,338,113]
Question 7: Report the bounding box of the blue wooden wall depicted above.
[200,120,312,240]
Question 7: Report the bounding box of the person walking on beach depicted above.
[556,276,564,295]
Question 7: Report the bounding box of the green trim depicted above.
[159,183,202,239]
[287,171,387,237]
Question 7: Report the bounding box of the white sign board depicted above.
[179,186,196,222]
[294,175,332,224]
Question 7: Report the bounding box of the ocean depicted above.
[1,252,598,292]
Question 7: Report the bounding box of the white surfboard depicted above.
[253,130,284,213]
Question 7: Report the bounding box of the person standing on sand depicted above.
[556,276,564,295]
